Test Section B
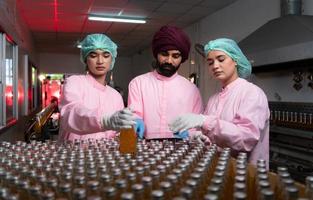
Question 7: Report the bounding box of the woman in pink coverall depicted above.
[59,34,136,141]
[170,38,270,168]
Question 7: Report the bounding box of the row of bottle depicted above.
[270,110,313,130]
[0,139,312,200]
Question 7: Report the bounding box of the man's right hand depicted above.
[135,118,145,139]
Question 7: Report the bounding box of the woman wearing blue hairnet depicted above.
[170,38,270,168]
[59,33,136,141]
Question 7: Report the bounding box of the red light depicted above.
[53,91,60,99]
[5,34,14,44]
[53,0,59,32]
[5,86,13,106]
[6,92,13,98]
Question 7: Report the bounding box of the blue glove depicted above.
[173,130,189,139]
[135,119,145,139]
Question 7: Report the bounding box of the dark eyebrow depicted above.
[216,55,225,59]
[172,53,181,56]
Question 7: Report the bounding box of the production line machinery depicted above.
[269,101,313,183]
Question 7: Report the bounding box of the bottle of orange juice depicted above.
[119,127,137,154]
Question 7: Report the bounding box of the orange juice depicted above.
[119,128,137,154]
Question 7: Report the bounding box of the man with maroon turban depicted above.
[128,25,203,140]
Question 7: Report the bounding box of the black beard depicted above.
[156,61,180,77]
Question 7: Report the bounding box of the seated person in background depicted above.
[128,25,203,140]
[170,38,270,168]
[59,33,136,142]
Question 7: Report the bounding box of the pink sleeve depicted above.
[192,87,204,114]
[188,88,204,136]
[127,79,143,119]
[202,89,269,152]
[59,77,103,134]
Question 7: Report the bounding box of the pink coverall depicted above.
[59,74,124,141]
[201,78,270,168]
[128,70,203,139]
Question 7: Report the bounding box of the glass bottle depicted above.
[86,180,100,197]
[40,189,56,200]
[57,182,72,199]
[72,187,87,200]
[150,170,160,190]
[99,173,111,188]
[0,186,9,200]
[115,179,127,198]
[142,176,153,199]
[233,191,247,200]
[119,128,137,154]
[102,186,116,199]
[204,193,219,200]
[151,189,165,200]
[28,183,42,200]
[260,188,274,200]
[16,179,30,200]
[120,192,134,200]
[46,177,58,195]
[284,186,299,200]
[159,181,172,200]
[132,183,144,200]
[180,186,193,200]
[305,176,313,199]
[73,175,86,188]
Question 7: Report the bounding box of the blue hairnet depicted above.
[80,33,117,70]
[204,38,251,79]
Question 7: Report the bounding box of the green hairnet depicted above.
[80,33,117,70]
[204,38,251,79]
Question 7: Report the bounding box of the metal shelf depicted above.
[270,125,313,139]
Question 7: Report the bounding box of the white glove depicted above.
[190,131,211,145]
[101,108,136,131]
[169,113,206,133]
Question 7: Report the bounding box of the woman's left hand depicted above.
[169,113,206,133]
[190,131,211,145]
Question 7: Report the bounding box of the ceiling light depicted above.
[88,15,146,24]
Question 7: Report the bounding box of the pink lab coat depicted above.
[58,74,124,141]
[128,70,203,139]
[202,78,270,168]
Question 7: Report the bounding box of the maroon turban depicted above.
[152,26,191,63]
